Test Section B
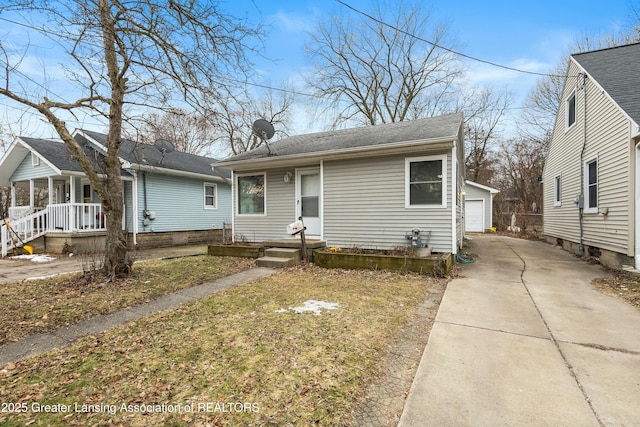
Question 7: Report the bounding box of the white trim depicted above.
[203,182,218,210]
[320,160,325,240]
[451,146,457,253]
[465,180,499,194]
[235,172,267,216]
[405,154,447,209]
[295,167,322,237]
[566,89,577,131]
[554,174,562,206]
[584,156,598,214]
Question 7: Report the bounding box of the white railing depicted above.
[8,206,33,219]
[1,209,48,256]
[1,203,119,256]
[47,203,106,232]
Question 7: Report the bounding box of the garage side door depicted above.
[465,200,484,232]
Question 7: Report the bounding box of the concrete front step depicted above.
[256,256,299,268]
[265,247,302,261]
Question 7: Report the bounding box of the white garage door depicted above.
[465,200,484,232]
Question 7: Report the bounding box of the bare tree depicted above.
[0,0,261,278]
[305,1,463,127]
[462,86,511,183]
[213,86,294,155]
[137,108,221,157]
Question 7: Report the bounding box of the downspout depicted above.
[578,72,588,253]
[131,171,138,246]
[142,171,148,229]
[635,141,640,269]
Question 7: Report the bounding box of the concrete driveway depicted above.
[399,234,640,427]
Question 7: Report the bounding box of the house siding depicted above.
[543,60,633,255]
[233,167,299,241]
[11,155,56,181]
[137,172,231,233]
[323,151,454,253]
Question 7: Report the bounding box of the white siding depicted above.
[233,167,300,242]
[543,60,633,255]
[465,184,493,231]
[323,151,454,253]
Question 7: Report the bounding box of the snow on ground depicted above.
[11,254,57,263]
[276,300,340,316]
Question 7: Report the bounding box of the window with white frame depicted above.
[204,183,217,209]
[567,91,576,129]
[405,155,447,207]
[31,152,40,166]
[554,175,561,206]
[585,158,598,212]
[237,173,266,215]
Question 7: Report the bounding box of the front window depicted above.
[204,183,217,209]
[406,155,447,207]
[237,174,265,215]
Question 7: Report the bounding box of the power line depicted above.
[335,0,571,79]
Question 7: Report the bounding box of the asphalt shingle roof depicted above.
[79,130,229,179]
[572,42,640,125]
[220,112,463,163]
[19,137,130,176]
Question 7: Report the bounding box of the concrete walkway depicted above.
[399,235,640,427]
[0,267,275,366]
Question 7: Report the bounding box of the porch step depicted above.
[256,248,302,268]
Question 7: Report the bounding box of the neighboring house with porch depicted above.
[542,42,640,269]
[0,130,231,255]
[216,113,465,254]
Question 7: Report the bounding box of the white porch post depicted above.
[48,176,54,205]
[10,182,16,209]
[132,172,138,245]
[29,179,35,208]
[69,176,76,231]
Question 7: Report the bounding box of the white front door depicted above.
[296,168,321,236]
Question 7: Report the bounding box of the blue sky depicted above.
[0,0,635,144]
[226,0,634,134]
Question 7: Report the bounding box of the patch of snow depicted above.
[11,254,57,263]
[276,300,340,316]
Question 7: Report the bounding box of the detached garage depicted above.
[465,181,499,233]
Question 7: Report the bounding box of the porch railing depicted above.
[1,203,121,256]
[47,203,106,232]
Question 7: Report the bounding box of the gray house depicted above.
[543,42,640,269]
[0,130,231,255]
[464,181,499,232]
[216,113,465,254]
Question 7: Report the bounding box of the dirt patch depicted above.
[348,278,448,426]
[592,272,640,311]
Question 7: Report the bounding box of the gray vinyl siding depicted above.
[233,167,299,242]
[465,185,493,230]
[543,60,633,255]
[11,154,56,181]
[137,172,231,233]
[323,151,454,253]
[455,133,465,248]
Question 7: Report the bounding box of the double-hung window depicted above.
[405,155,447,208]
[567,91,576,129]
[204,183,217,209]
[554,175,561,206]
[585,158,598,213]
[237,173,266,215]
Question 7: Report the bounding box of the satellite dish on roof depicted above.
[154,139,175,165]
[252,119,275,140]
[252,119,275,155]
